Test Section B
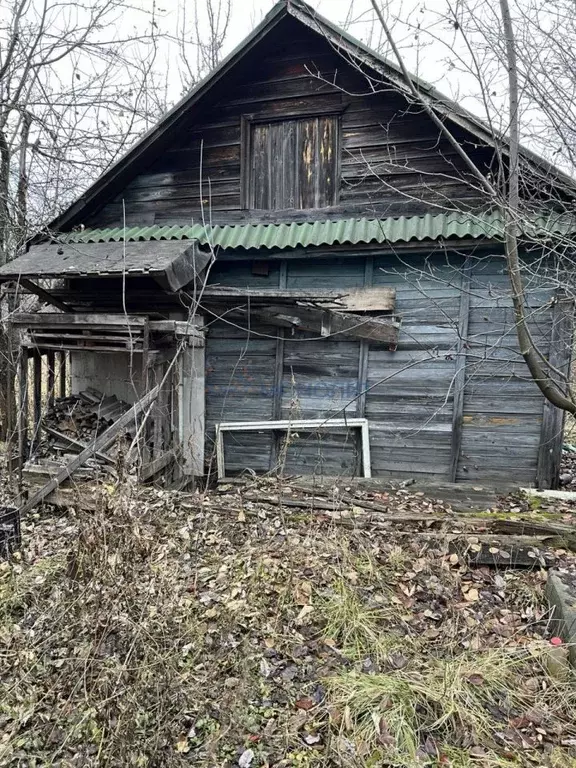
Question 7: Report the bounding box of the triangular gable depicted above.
[46,0,575,235]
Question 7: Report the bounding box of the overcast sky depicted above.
[158,0,509,133]
[167,0,474,105]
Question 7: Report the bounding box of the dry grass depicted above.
[0,483,575,767]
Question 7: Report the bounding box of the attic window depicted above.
[244,115,339,210]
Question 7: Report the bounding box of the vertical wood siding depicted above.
[248,116,338,210]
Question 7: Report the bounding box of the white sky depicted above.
[195,0,483,103]
[156,0,512,136]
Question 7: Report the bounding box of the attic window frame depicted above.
[240,106,343,211]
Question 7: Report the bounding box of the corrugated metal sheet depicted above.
[63,212,576,250]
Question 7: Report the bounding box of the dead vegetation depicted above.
[1,480,576,767]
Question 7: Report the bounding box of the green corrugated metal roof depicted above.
[62,212,576,251]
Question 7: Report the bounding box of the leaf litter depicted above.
[0,477,575,767]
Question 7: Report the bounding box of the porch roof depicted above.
[0,239,210,292]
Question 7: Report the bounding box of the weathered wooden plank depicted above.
[357,256,373,419]
[17,351,29,487]
[42,425,115,465]
[13,313,147,327]
[59,351,67,397]
[236,303,399,343]
[138,450,175,481]
[202,286,351,302]
[271,261,287,469]
[47,351,55,407]
[31,351,42,456]
[449,260,471,482]
[18,278,72,312]
[330,286,394,312]
[536,297,574,489]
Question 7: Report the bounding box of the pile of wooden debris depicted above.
[44,388,131,443]
[28,388,134,476]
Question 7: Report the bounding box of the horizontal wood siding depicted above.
[204,249,556,484]
[86,18,488,228]
[204,260,281,473]
[280,258,365,476]
[368,255,462,479]
[456,255,551,484]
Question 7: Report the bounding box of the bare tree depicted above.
[348,0,576,415]
[174,0,232,94]
[0,0,232,441]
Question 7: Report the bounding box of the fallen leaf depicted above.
[295,581,313,605]
[295,697,315,711]
[295,605,314,625]
[463,588,479,602]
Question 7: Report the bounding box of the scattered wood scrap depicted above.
[218,478,576,569]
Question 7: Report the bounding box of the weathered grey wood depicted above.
[18,384,160,515]
[138,450,175,481]
[203,286,350,302]
[357,256,374,419]
[13,312,147,327]
[215,418,371,480]
[178,341,205,476]
[42,425,115,465]
[46,351,55,407]
[448,259,472,482]
[31,352,42,456]
[270,261,287,470]
[330,286,394,313]
[2,242,209,291]
[17,351,29,488]
[248,115,339,210]
[537,297,574,489]
[19,278,72,313]
[59,351,67,397]
[149,320,205,341]
[231,303,399,343]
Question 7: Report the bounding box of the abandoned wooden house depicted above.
[1,0,575,496]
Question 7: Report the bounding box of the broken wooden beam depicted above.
[18,384,160,516]
[222,304,400,343]
[18,278,73,313]
[202,285,395,312]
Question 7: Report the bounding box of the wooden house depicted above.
[1,0,574,492]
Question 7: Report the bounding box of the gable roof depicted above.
[45,0,575,236]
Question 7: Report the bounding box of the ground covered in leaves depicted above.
[1,479,576,767]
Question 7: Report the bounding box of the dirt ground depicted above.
[1,478,576,767]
